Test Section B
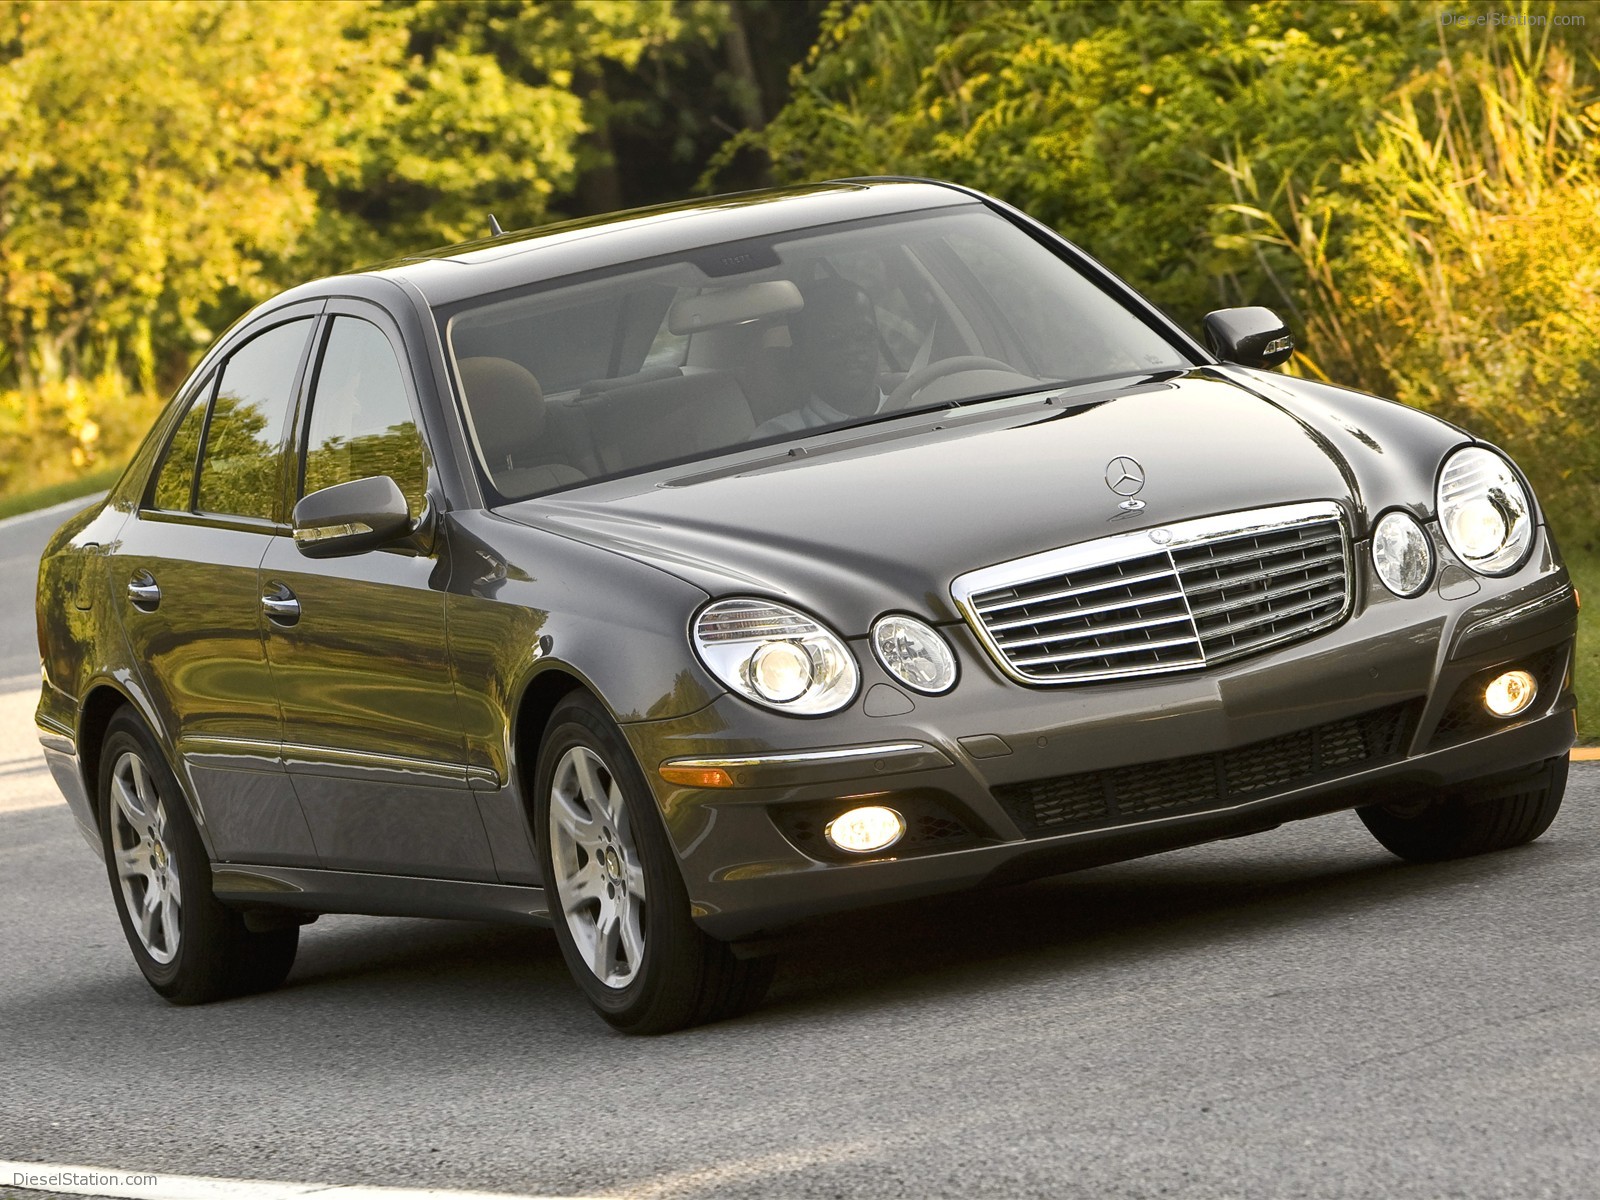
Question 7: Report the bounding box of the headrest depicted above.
[457,356,547,443]
[667,280,803,336]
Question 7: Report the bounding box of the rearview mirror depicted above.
[292,476,412,559]
[1201,307,1294,369]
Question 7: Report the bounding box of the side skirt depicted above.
[211,864,550,926]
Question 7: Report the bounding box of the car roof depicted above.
[345,179,981,308]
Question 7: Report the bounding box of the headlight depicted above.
[1371,510,1433,598]
[1435,447,1534,576]
[692,598,858,715]
[870,614,958,694]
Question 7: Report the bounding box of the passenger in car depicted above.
[752,277,883,438]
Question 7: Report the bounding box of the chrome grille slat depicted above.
[1010,635,1206,668]
[999,611,1194,650]
[974,563,1175,614]
[1177,551,1345,597]
[1185,566,1345,618]
[1190,592,1337,640]
[1173,536,1341,574]
[985,589,1189,632]
[952,502,1351,685]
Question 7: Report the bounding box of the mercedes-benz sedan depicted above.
[35,180,1577,1032]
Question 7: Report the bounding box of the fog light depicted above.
[824,805,905,854]
[1484,669,1537,718]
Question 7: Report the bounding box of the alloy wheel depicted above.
[109,749,182,965]
[547,745,647,988]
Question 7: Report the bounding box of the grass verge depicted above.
[1567,545,1597,744]
[0,464,124,522]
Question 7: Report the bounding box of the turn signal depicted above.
[658,765,736,788]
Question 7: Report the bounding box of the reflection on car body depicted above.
[34,179,1577,1033]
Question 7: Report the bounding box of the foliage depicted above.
[0,374,161,498]
[0,0,821,502]
[757,0,1599,539]
[0,0,764,404]
[0,1,399,390]
[753,0,1438,318]
[1226,18,1600,538]
[1569,547,1600,741]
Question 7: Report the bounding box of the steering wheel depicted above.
[879,355,1026,412]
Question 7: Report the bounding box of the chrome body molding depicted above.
[661,741,952,788]
[181,736,471,788]
[35,713,74,753]
[1460,583,1574,641]
[951,501,1352,686]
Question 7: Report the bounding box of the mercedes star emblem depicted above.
[1105,456,1145,497]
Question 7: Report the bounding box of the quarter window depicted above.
[302,317,428,520]
[196,318,313,520]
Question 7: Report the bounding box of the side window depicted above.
[148,374,214,511]
[302,316,429,520]
[196,318,313,520]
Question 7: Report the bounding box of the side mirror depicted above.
[1201,307,1295,369]
[292,476,412,559]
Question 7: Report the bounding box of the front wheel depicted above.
[1358,755,1568,863]
[535,692,773,1034]
[98,708,298,1004]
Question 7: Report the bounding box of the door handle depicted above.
[127,571,161,611]
[261,583,301,626]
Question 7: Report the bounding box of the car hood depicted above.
[501,371,1465,633]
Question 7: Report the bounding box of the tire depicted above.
[1358,755,1568,863]
[98,708,298,1004]
[534,692,774,1034]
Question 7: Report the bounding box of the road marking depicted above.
[0,685,61,812]
[0,491,108,533]
[0,1163,613,1200]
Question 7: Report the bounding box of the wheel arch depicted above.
[508,666,592,834]
[77,682,141,834]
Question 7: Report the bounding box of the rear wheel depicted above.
[98,708,298,1003]
[1358,755,1568,863]
[535,692,773,1034]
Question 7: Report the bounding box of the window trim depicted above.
[192,313,320,525]
[291,301,434,521]
[137,300,326,524]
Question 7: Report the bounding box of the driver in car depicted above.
[753,277,882,437]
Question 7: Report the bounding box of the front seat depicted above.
[456,357,589,494]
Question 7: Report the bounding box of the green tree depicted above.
[753,0,1437,323]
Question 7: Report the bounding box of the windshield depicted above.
[443,206,1191,502]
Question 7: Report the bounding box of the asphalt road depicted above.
[2,503,1597,1199]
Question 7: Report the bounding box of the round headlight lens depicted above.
[1436,447,1533,576]
[1371,510,1433,598]
[692,598,858,715]
[750,640,814,702]
[870,614,958,694]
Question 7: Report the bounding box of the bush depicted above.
[1227,24,1600,541]
[0,373,162,498]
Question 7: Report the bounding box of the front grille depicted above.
[953,502,1350,685]
[993,700,1419,837]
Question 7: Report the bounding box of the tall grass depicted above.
[1221,19,1600,546]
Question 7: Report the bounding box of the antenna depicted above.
[487,213,505,237]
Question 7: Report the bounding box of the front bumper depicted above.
[624,531,1578,941]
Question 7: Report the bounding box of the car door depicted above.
[259,304,497,880]
[114,309,321,866]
